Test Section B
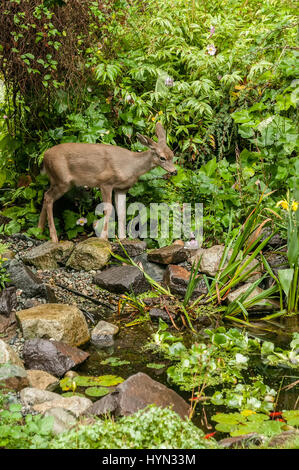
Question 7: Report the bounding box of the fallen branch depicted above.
[55,282,115,310]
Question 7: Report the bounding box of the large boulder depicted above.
[16,303,90,347]
[86,372,190,420]
[94,265,150,294]
[22,241,74,270]
[147,244,188,265]
[66,238,111,271]
[7,260,56,301]
[23,338,90,377]
[91,320,119,347]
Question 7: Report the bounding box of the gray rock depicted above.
[133,253,166,283]
[219,433,262,449]
[227,283,279,310]
[22,241,74,270]
[33,396,92,417]
[20,387,61,406]
[0,339,24,368]
[94,265,150,294]
[16,303,90,347]
[91,320,119,347]
[0,363,29,391]
[267,430,299,448]
[149,308,172,324]
[44,407,77,435]
[23,338,90,377]
[112,239,147,258]
[0,287,17,316]
[7,260,56,301]
[86,372,190,420]
[148,244,188,265]
[191,245,263,281]
[66,238,111,271]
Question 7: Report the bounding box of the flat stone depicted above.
[148,244,188,265]
[16,303,90,347]
[163,264,207,298]
[23,338,90,377]
[33,396,92,417]
[66,238,111,271]
[0,339,24,368]
[227,283,278,310]
[26,369,59,391]
[219,433,262,449]
[91,320,119,347]
[0,363,29,391]
[7,260,56,301]
[111,239,147,257]
[149,308,172,323]
[87,372,189,420]
[22,241,74,270]
[20,387,61,406]
[94,265,150,294]
[44,407,77,435]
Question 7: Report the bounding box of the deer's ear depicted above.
[156,122,166,143]
[137,133,155,148]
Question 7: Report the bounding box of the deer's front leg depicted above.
[114,190,127,239]
[100,185,113,240]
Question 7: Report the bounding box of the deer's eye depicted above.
[160,156,166,162]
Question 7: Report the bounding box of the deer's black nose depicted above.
[170,169,177,176]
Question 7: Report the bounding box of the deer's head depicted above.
[137,123,177,175]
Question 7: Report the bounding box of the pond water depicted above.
[76,311,299,436]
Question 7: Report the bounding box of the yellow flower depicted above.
[241,410,256,417]
[158,111,163,115]
[276,200,289,211]
[291,201,299,212]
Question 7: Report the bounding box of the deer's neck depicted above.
[133,150,155,176]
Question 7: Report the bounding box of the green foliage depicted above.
[261,332,299,368]
[50,405,217,449]
[212,411,285,437]
[0,401,54,449]
[211,379,276,413]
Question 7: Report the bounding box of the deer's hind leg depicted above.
[43,183,70,243]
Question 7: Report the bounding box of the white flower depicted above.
[207,44,217,56]
[76,217,87,226]
[235,353,248,364]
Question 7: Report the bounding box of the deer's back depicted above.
[43,142,134,187]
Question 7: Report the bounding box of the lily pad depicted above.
[61,392,86,398]
[100,357,130,367]
[146,363,166,369]
[85,386,111,397]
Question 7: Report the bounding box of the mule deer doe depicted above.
[38,123,177,242]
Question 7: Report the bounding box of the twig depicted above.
[79,307,97,324]
[55,282,114,310]
[164,304,180,330]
